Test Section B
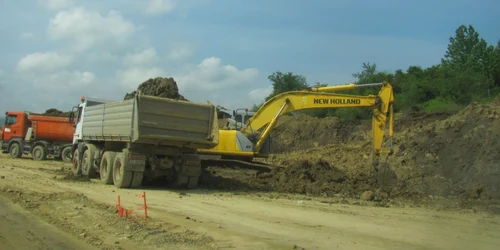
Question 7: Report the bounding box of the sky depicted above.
[0,0,499,115]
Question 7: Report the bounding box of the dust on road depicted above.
[1,155,500,250]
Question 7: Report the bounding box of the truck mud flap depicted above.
[124,150,146,172]
[179,154,202,177]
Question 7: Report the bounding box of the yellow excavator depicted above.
[198,81,395,170]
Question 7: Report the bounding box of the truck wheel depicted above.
[112,153,133,188]
[81,145,98,178]
[187,176,199,189]
[32,145,48,161]
[173,174,198,189]
[9,143,22,159]
[100,151,116,185]
[72,148,82,177]
[61,147,72,163]
[130,172,144,188]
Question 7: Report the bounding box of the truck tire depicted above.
[100,151,116,185]
[129,172,144,188]
[112,152,133,188]
[187,176,199,189]
[9,143,22,159]
[81,145,98,178]
[61,147,72,163]
[72,148,82,177]
[173,174,199,189]
[32,145,48,161]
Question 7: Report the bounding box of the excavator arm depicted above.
[241,81,395,160]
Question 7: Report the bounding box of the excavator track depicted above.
[201,159,273,173]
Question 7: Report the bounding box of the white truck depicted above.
[69,94,219,189]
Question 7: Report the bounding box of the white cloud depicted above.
[167,44,194,61]
[143,0,176,15]
[30,71,96,91]
[248,86,273,103]
[117,67,167,89]
[86,52,120,63]
[5,69,99,113]
[47,7,136,51]
[174,57,259,92]
[37,0,74,11]
[17,51,72,73]
[20,32,34,40]
[123,47,159,66]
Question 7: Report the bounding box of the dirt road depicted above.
[1,155,499,250]
[0,195,97,250]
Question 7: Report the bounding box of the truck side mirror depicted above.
[69,112,75,123]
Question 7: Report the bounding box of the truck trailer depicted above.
[1,111,74,162]
[70,94,219,189]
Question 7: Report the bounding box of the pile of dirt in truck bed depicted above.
[202,97,500,204]
[42,108,71,117]
[124,77,188,101]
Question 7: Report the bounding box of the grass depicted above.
[421,98,464,113]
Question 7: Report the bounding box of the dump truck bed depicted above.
[28,115,74,142]
[81,95,219,149]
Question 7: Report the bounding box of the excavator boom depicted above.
[242,81,394,158]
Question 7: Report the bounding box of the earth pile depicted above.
[42,108,71,117]
[124,77,188,101]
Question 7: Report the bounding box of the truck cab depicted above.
[1,111,30,156]
[70,96,113,145]
[1,111,75,161]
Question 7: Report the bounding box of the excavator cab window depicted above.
[234,114,252,124]
[244,115,252,123]
[235,115,243,123]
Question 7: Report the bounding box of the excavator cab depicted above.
[217,108,256,130]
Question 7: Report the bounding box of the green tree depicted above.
[442,25,487,70]
[442,24,495,97]
[250,103,261,112]
[248,24,500,119]
[265,71,310,101]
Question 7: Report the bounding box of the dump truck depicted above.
[69,94,219,189]
[1,111,74,162]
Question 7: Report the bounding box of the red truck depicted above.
[1,111,75,162]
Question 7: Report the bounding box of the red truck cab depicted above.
[2,111,30,142]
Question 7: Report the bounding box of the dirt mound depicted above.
[269,114,363,153]
[124,77,188,101]
[270,112,451,154]
[42,108,71,117]
[268,100,500,200]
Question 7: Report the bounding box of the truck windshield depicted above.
[6,115,17,125]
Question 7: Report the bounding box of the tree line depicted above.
[251,24,500,120]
